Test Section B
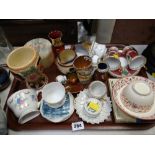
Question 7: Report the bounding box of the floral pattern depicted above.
[112,76,155,120]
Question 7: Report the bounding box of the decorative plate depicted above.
[112,76,155,120]
[106,46,141,78]
[74,89,112,124]
[40,92,74,123]
[109,66,140,78]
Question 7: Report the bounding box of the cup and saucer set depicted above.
[75,81,112,124]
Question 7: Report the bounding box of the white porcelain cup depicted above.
[88,81,107,99]
[122,81,154,107]
[41,82,66,108]
[7,89,40,124]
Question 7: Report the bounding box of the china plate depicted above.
[40,92,74,123]
[112,76,155,120]
[106,48,141,78]
[109,66,140,78]
[75,89,112,124]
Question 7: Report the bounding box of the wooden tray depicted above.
[4,63,155,131]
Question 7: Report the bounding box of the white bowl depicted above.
[42,82,66,108]
[105,56,121,71]
[88,81,107,99]
[83,98,102,118]
[56,57,74,74]
[122,81,154,107]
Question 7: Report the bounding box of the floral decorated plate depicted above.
[106,46,141,78]
[112,76,155,120]
[75,89,112,124]
[40,92,74,123]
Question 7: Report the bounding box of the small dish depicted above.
[40,92,74,123]
[75,89,112,124]
[83,98,102,118]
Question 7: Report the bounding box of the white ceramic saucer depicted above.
[75,89,112,124]
[112,76,155,120]
[40,92,74,123]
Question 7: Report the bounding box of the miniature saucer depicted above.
[40,92,74,123]
[112,76,155,120]
[75,89,112,124]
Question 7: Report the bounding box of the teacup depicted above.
[88,81,107,99]
[122,81,154,107]
[41,82,66,108]
[105,56,121,71]
[7,89,40,124]
[126,49,146,70]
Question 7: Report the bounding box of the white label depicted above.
[72,121,85,131]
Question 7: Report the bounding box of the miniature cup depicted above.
[126,49,146,70]
[73,55,93,84]
[41,82,66,108]
[7,89,40,124]
[88,81,107,99]
[122,81,154,107]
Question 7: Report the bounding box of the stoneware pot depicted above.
[6,46,39,78]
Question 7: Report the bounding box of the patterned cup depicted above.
[73,56,93,84]
[7,89,40,124]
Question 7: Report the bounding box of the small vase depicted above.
[94,62,108,83]
[48,30,64,57]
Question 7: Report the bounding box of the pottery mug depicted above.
[126,49,146,70]
[73,55,94,84]
[7,89,40,124]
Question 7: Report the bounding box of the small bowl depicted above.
[88,81,107,99]
[128,55,146,70]
[42,82,66,108]
[122,81,154,107]
[84,98,102,118]
[105,56,121,71]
